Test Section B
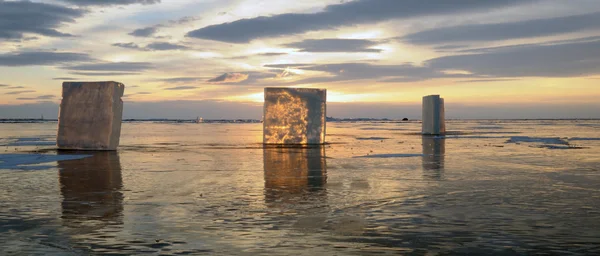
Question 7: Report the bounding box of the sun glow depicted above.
[327,91,385,102]
[226,92,265,102]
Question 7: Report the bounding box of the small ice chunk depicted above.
[263,88,326,144]
[57,81,125,150]
[422,95,445,135]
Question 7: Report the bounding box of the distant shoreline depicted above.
[1,118,599,124]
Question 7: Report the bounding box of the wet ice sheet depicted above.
[0,120,599,255]
[0,137,56,147]
[0,154,92,170]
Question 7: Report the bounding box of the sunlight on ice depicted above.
[263,88,326,144]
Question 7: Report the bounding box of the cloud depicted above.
[0,51,92,66]
[16,95,56,100]
[433,44,470,52]
[263,64,312,68]
[112,42,144,50]
[69,72,142,76]
[6,90,36,95]
[168,16,201,25]
[402,12,600,45]
[0,84,9,87]
[112,42,188,51]
[186,0,531,43]
[123,92,152,97]
[427,39,600,77]
[60,0,161,6]
[127,16,199,38]
[267,37,600,83]
[257,52,288,56]
[274,68,296,78]
[266,62,449,84]
[128,26,158,37]
[455,79,521,83]
[226,52,288,60]
[0,1,85,40]
[283,38,383,52]
[163,86,198,90]
[207,73,249,83]
[156,77,206,83]
[8,86,25,89]
[146,42,188,50]
[52,77,78,80]
[63,62,153,72]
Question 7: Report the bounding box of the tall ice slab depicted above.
[263,88,326,144]
[422,95,445,135]
[57,81,125,150]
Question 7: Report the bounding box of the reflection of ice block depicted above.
[422,136,445,178]
[263,146,327,205]
[58,151,123,226]
[57,81,125,150]
[263,88,326,144]
[422,95,445,135]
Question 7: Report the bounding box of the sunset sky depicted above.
[1,0,599,119]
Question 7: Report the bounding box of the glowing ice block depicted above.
[57,81,125,150]
[263,88,326,144]
[422,95,445,135]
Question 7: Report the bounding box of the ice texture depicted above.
[57,81,125,150]
[263,88,326,144]
[422,95,445,135]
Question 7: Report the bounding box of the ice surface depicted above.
[422,95,445,135]
[57,81,125,150]
[0,153,92,170]
[570,137,600,141]
[506,136,569,145]
[1,120,600,254]
[263,88,326,144]
[355,137,391,140]
[0,137,56,146]
[354,153,423,158]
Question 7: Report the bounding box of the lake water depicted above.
[1,120,599,255]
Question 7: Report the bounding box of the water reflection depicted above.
[58,151,123,228]
[422,136,445,179]
[263,146,327,206]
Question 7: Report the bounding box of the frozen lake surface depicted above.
[1,120,599,255]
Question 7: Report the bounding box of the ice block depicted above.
[57,81,125,150]
[263,88,326,144]
[422,95,445,135]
